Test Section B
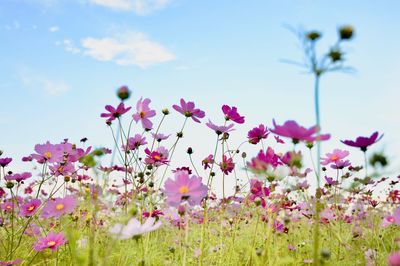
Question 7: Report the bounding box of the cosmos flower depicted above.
[219,155,235,175]
[341,131,383,152]
[206,120,235,135]
[109,217,162,240]
[324,176,339,186]
[393,207,400,225]
[270,119,330,143]
[49,162,75,177]
[0,157,12,167]
[33,232,66,251]
[247,124,268,144]
[151,132,170,142]
[132,98,156,130]
[321,149,350,169]
[4,172,32,182]
[173,98,205,123]
[41,195,77,218]
[24,224,41,237]
[163,170,208,207]
[248,179,270,207]
[0,259,22,266]
[124,134,147,151]
[247,148,282,171]
[388,251,400,266]
[144,147,169,166]
[100,102,131,123]
[19,199,41,217]
[222,105,245,124]
[202,154,214,170]
[31,141,64,164]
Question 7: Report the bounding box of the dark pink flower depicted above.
[173,98,205,123]
[133,98,156,130]
[206,120,235,135]
[247,147,282,171]
[124,134,147,151]
[270,119,330,143]
[202,155,214,170]
[33,232,66,251]
[248,124,268,144]
[341,131,383,152]
[4,172,32,182]
[19,199,41,217]
[1,201,14,212]
[31,141,64,164]
[0,157,12,167]
[219,155,235,175]
[144,147,169,166]
[248,179,269,207]
[143,210,164,218]
[388,251,400,266]
[163,170,208,207]
[0,259,22,266]
[274,135,285,144]
[41,195,77,218]
[100,102,131,123]
[222,105,245,124]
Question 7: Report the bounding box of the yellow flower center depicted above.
[179,186,189,194]
[44,151,52,159]
[28,205,35,211]
[47,241,56,247]
[6,205,12,209]
[330,155,338,161]
[56,204,65,210]
[154,155,161,161]
[140,111,146,118]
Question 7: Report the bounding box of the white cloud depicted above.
[49,26,60,32]
[88,0,171,15]
[81,31,175,68]
[56,39,81,54]
[19,68,69,96]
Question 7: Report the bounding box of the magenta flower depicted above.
[144,147,169,166]
[132,98,156,130]
[393,207,400,225]
[219,155,235,175]
[163,170,208,207]
[4,172,32,183]
[388,251,400,266]
[0,259,22,266]
[173,98,205,123]
[1,201,14,212]
[202,154,214,170]
[49,162,75,177]
[248,179,270,207]
[0,157,12,167]
[41,195,77,218]
[124,134,147,151]
[222,105,245,124]
[324,176,339,186]
[19,199,41,217]
[151,132,170,142]
[248,124,269,144]
[341,131,383,152]
[247,147,282,171]
[206,120,235,135]
[321,149,351,169]
[33,232,66,251]
[100,102,131,123]
[31,141,64,164]
[270,119,330,143]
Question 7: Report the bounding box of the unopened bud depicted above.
[117,86,131,101]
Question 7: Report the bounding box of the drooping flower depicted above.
[270,119,330,143]
[163,170,208,207]
[0,157,12,167]
[109,217,162,240]
[206,120,235,135]
[341,131,383,152]
[100,102,131,123]
[202,154,214,170]
[124,134,147,151]
[388,251,400,266]
[33,232,66,251]
[219,155,235,175]
[4,172,32,183]
[173,98,205,123]
[19,199,41,217]
[31,141,64,164]
[222,105,245,124]
[151,132,170,142]
[41,195,77,218]
[144,147,169,166]
[247,124,268,144]
[132,98,156,130]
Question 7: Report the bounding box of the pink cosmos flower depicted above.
[173,98,205,123]
[341,131,383,152]
[0,259,22,266]
[151,132,170,142]
[222,105,245,124]
[124,134,147,151]
[270,119,330,143]
[49,162,75,177]
[324,176,339,186]
[248,124,268,144]
[19,199,41,217]
[247,147,282,171]
[1,201,14,212]
[109,217,162,240]
[132,98,156,130]
[219,155,235,175]
[0,157,12,167]
[321,149,350,169]
[33,232,66,251]
[248,179,270,207]
[100,102,131,123]
[144,147,169,166]
[4,172,32,182]
[41,195,77,218]
[206,120,235,135]
[388,251,400,266]
[202,154,214,170]
[393,207,400,225]
[31,141,64,164]
[25,224,41,237]
[163,170,208,207]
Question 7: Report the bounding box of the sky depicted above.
[1,0,399,194]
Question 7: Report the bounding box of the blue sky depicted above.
[1,0,399,192]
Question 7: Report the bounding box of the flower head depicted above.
[222,105,245,124]
[19,199,41,217]
[0,157,12,167]
[247,147,282,171]
[248,124,269,144]
[219,155,235,175]
[109,217,162,240]
[132,98,156,130]
[151,132,170,142]
[388,251,400,266]
[41,195,77,218]
[124,134,147,151]
[31,141,64,164]
[202,154,214,170]
[4,172,32,183]
[341,131,383,152]
[163,170,208,207]
[206,120,235,135]
[173,99,205,123]
[144,147,169,166]
[321,149,350,169]
[100,102,131,123]
[33,232,66,251]
[0,259,22,266]
[270,119,330,143]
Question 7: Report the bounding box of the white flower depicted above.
[109,217,162,240]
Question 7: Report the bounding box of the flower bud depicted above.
[329,49,343,62]
[117,85,131,101]
[321,248,331,259]
[187,147,193,155]
[254,197,262,206]
[306,31,322,41]
[178,205,186,216]
[6,181,14,189]
[339,25,354,40]
[162,108,170,115]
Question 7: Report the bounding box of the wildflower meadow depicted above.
[1,2,400,266]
